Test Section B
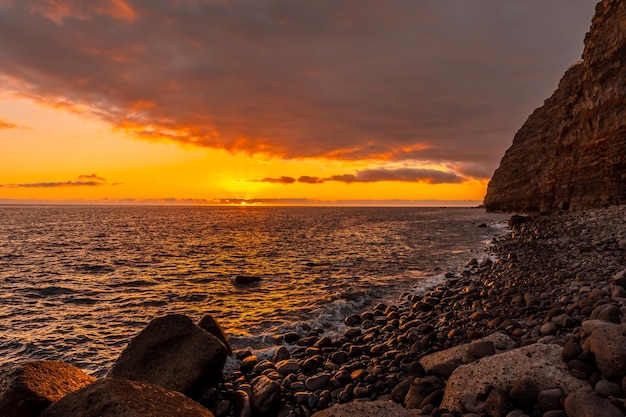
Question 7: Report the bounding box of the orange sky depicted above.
[0,1,597,205]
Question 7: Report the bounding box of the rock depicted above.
[613,269,626,289]
[551,314,574,328]
[233,275,262,285]
[537,388,564,412]
[311,401,416,417]
[595,379,622,398]
[305,373,331,391]
[468,341,496,358]
[198,314,232,355]
[589,323,626,380]
[590,304,622,323]
[484,0,626,212]
[390,378,412,403]
[272,346,290,362]
[484,388,514,417]
[581,319,618,335]
[419,332,513,372]
[230,390,252,417]
[540,322,558,336]
[40,377,214,417]
[109,314,228,397]
[564,390,624,417]
[509,378,538,407]
[251,376,281,416]
[0,360,96,417]
[561,341,583,362]
[440,343,590,412]
[276,360,300,376]
[507,215,527,230]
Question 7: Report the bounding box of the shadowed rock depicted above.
[564,390,624,417]
[198,314,232,356]
[40,377,214,417]
[440,343,590,412]
[0,360,96,417]
[589,322,626,380]
[109,314,227,398]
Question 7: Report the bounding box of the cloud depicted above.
[0,1,598,175]
[259,176,296,184]
[0,119,18,129]
[0,173,107,188]
[255,167,463,185]
[298,176,325,184]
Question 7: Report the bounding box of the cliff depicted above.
[484,0,626,213]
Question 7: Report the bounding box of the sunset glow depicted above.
[0,1,597,205]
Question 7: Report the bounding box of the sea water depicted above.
[0,205,508,376]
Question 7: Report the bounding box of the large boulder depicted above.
[40,377,214,417]
[198,314,232,356]
[109,314,228,398]
[440,343,590,412]
[419,332,513,373]
[589,322,626,380]
[0,360,95,417]
[311,401,416,417]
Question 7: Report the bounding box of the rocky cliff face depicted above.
[484,0,626,213]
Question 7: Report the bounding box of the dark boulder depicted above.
[198,314,232,355]
[0,360,96,417]
[109,314,227,398]
[40,377,214,417]
[589,323,626,380]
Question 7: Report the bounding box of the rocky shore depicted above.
[1,206,625,417]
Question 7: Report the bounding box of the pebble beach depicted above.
[209,205,626,417]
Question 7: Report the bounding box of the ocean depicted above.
[0,205,508,376]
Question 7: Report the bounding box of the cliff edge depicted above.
[484,0,626,213]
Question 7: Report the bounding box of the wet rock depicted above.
[233,275,262,285]
[272,346,290,362]
[40,377,214,417]
[110,314,227,397]
[251,375,281,416]
[230,390,251,417]
[240,355,260,373]
[564,390,624,417]
[198,314,233,356]
[276,360,300,376]
[305,373,331,392]
[0,360,96,417]
[589,323,626,380]
[440,344,590,412]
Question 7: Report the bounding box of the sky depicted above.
[0,0,598,205]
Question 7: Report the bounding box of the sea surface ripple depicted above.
[0,206,508,376]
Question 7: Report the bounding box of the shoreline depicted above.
[212,205,626,416]
[1,206,625,416]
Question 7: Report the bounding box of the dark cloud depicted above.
[298,176,325,184]
[0,0,598,175]
[0,174,107,188]
[259,176,296,184]
[257,167,462,185]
